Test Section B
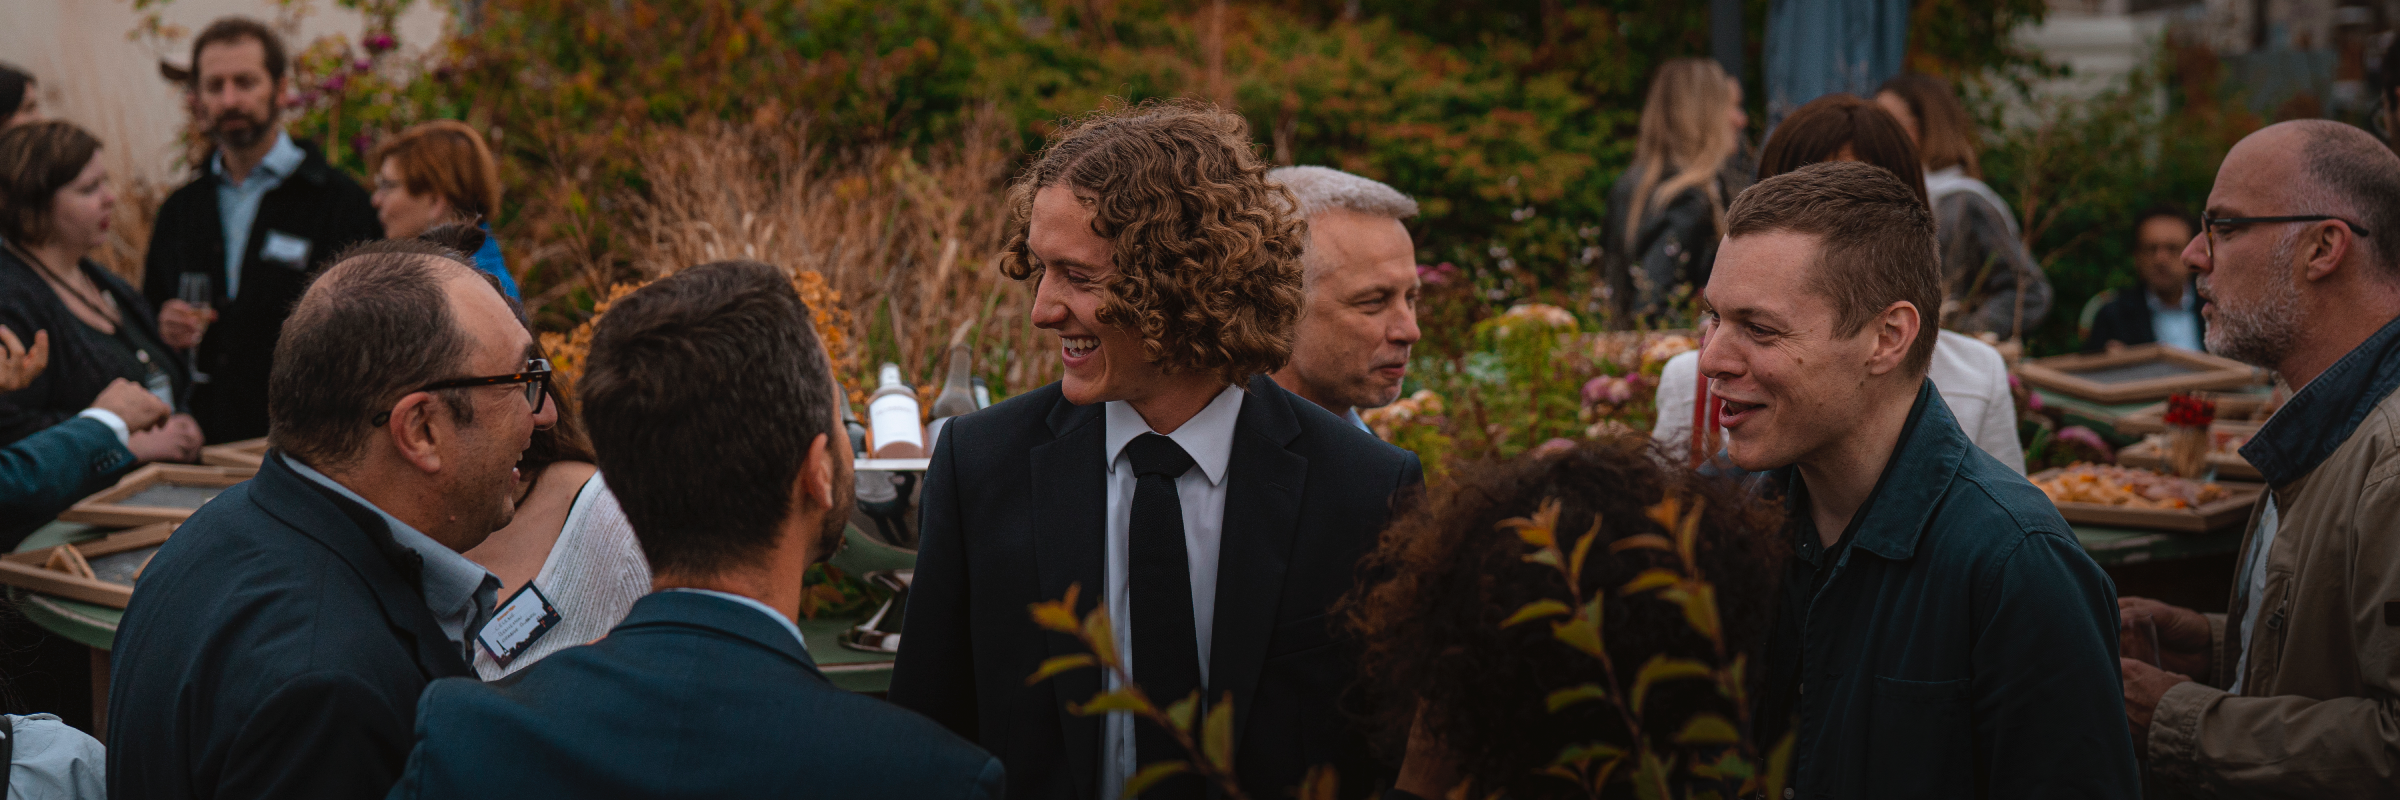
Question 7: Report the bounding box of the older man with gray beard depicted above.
[2120,119,2400,796]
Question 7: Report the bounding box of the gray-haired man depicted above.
[1267,166,1422,428]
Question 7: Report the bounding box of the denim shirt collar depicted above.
[1774,379,1962,563]
[2239,313,2400,487]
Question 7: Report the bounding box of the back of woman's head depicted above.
[1756,94,1928,208]
[1341,439,1789,799]
[1877,73,1982,177]
[1624,58,1741,239]
[371,120,502,222]
[0,120,100,245]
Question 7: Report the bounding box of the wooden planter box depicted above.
[2050,482,2265,533]
[0,523,174,608]
[55,464,254,527]
[199,438,270,469]
[2018,344,2264,405]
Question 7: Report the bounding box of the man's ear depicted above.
[792,433,833,514]
[2301,221,2356,282]
[1866,301,1921,377]
[386,392,445,474]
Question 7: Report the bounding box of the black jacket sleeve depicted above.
[887,420,980,740]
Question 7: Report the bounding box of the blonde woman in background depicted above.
[1604,58,1751,324]
[1876,73,2052,339]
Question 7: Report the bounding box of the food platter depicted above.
[2033,464,2262,532]
[55,463,254,527]
[199,437,270,469]
[2016,344,2264,405]
[0,522,174,608]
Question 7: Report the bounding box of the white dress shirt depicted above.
[2148,290,2204,352]
[1099,385,1244,800]
[1653,330,2027,474]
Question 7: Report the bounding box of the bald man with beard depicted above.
[2121,120,2400,796]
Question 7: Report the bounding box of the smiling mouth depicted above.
[1062,336,1098,359]
[1718,398,1764,427]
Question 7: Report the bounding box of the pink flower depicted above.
[352,58,374,72]
[1417,262,1458,286]
[365,32,397,52]
[322,75,348,93]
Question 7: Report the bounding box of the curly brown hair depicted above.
[1338,439,1791,798]
[998,98,1306,385]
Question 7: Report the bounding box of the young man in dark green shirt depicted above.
[1694,161,2137,798]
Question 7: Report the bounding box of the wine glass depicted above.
[177,273,211,383]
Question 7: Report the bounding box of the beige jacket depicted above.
[2146,329,2400,797]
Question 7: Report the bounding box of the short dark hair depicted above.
[2291,120,2400,277]
[0,120,100,245]
[1756,94,1928,209]
[997,99,1307,386]
[188,17,288,87]
[578,261,838,579]
[2132,203,2194,242]
[269,240,481,470]
[1727,161,1944,374]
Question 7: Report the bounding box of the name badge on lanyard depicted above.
[476,583,563,667]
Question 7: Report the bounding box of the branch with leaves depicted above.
[1496,493,1792,800]
[1024,586,1345,800]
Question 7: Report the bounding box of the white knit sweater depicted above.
[473,473,653,680]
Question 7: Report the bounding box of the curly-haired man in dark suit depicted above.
[890,100,1424,800]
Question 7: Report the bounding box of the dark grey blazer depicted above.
[890,375,1423,800]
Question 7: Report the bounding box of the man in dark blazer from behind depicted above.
[110,240,549,799]
[389,261,1002,799]
[890,101,1423,800]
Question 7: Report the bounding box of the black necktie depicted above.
[1125,432,1203,797]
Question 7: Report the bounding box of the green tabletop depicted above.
[2072,523,2245,566]
[10,520,913,693]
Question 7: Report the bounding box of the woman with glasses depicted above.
[0,120,204,460]
[369,121,518,299]
[2085,206,2204,352]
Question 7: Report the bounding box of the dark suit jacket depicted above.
[0,417,135,546]
[0,247,183,445]
[389,591,1005,799]
[890,376,1424,800]
[143,138,381,443]
[108,452,473,800]
[2084,282,2205,353]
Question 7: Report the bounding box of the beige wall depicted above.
[0,0,446,186]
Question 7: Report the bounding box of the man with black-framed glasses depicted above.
[2118,120,2400,797]
[108,237,556,800]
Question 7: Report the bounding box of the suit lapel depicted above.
[248,453,472,680]
[1031,397,1108,797]
[1209,377,1308,750]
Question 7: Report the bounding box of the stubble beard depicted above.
[211,103,278,151]
[2204,231,2306,369]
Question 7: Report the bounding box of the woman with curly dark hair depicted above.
[1343,438,1790,799]
[892,99,1425,800]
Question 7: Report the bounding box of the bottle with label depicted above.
[866,363,927,458]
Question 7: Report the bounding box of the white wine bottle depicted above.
[866,363,926,458]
